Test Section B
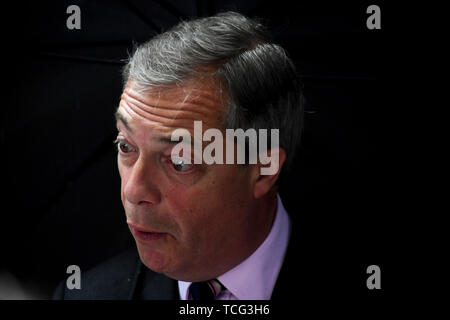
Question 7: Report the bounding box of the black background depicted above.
[0,0,407,303]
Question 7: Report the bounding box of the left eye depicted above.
[171,158,192,172]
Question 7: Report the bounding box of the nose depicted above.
[122,157,161,207]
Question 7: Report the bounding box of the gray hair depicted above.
[123,11,304,172]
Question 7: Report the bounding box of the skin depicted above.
[115,75,286,282]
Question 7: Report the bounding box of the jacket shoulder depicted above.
[53,247,141,300]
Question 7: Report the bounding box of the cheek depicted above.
[117,161,128,203]
[164,177,236,237]
[163,186,212,238]
[165,187,199,222]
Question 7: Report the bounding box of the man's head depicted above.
[115,11,304,281]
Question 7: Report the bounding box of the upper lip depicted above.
[127,221,164,234]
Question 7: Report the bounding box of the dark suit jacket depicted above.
[53,220,336,301]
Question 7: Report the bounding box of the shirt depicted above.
[178,193,291,300]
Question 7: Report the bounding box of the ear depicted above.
[253,148,287,199]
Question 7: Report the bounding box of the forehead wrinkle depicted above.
[119,99,162,127]
[168,88,194,123]
[126,80,225,114]
[123,98,212,129]
[180,87,192,106]
[168,86,223,123]
[121,93,196,124]
[123,89,212,120]
[122,90,225,130]
[118,101,200,133]
[180,87,224,112]
[122,79,227,135]
[167,90,225,126]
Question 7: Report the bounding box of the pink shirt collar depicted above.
[178,193,291,300]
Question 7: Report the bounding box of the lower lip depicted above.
[132,228,165,242]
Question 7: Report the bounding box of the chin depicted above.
[136,243,172,274]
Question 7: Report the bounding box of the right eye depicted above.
[114,139,135,154]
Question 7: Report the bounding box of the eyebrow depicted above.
[115,110,189,146]
[158,136,186,145]
[115,110,133,133]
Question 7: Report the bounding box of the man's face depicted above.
[116,77,261,281]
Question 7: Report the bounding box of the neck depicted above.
[251,188,278,251]
[218,189,278,279]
